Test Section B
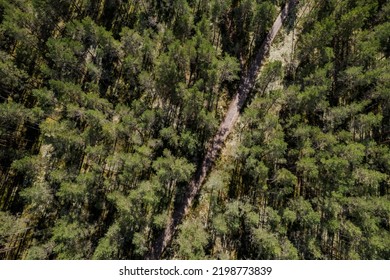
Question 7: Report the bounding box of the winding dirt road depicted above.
[149,0,297,259]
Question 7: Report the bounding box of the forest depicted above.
[0,0,389,260]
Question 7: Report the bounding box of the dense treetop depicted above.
[0,0,389,259]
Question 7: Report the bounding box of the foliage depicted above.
[0,0,388,260]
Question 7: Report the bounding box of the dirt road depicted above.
[149,0,297,259]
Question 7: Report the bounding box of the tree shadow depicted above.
[285,0,299,33]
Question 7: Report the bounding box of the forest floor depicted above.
[194,1,314,259]
[149,0,299,259]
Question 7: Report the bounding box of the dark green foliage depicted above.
[204,0,389,260]
[0,0,388,260]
